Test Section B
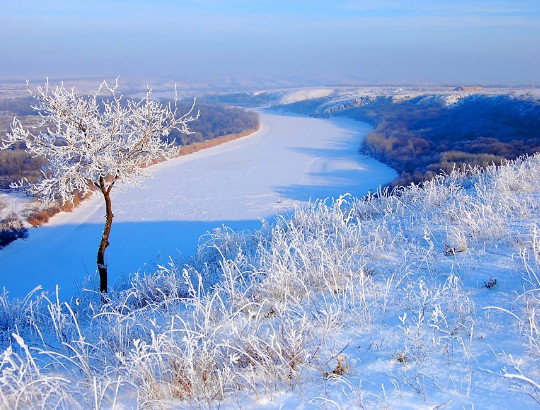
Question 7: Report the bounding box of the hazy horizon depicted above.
[1,1,540,87]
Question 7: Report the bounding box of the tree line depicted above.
[168,102,258,145]
[357,95,540,186]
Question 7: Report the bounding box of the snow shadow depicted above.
[276,134,397,202]
[0,219,262,300]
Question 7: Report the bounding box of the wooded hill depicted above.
[275,94,540,187]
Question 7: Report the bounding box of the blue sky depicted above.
[1,0,539,85]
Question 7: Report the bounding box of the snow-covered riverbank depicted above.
[0,110,396,298]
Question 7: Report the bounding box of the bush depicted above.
[26,209,51,227]
[0,212,28,248]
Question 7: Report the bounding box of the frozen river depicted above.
[0,110,397,298]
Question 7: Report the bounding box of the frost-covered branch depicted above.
[1,79,198,204]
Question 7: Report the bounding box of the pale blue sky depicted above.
[1,0,539,85]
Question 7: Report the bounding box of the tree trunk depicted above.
[97,180,114,294]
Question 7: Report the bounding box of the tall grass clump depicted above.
[0,154,538,408]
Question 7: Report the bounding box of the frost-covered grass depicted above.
[1,154,539,408]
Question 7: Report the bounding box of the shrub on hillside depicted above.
[26,208,53,227]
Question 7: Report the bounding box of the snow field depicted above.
[0,154,538,408]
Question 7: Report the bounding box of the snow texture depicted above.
[280,88,335,104]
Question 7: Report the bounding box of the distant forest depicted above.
[168,102,258,145]
[277,95,540,187]
[0,97,258,189]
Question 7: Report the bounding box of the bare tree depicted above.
[1,79,198,295]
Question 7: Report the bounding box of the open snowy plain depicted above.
[0,110,396,298]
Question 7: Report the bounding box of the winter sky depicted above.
[1,0,539,85]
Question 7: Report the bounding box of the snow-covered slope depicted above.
[0,111,396,298]
[0,153,538,409]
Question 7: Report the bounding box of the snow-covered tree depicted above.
[1,79,198,295]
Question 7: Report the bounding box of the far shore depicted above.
[178,124,261,157]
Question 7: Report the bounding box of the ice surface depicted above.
[0,111,396,298]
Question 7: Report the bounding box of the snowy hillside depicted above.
[0,150,538,408]
[204,85,540,111]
